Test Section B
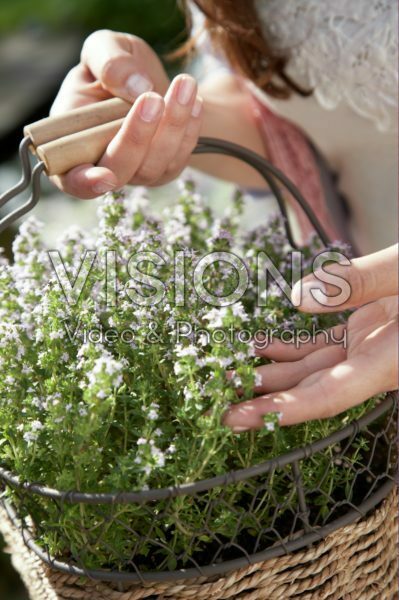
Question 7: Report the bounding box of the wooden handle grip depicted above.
[24,98,130,147]
[36,119,124,175]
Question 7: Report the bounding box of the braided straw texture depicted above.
[1,489,398,600]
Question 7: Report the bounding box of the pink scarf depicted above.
[250,94,341,244]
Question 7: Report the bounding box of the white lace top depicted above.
[190,1,398,252]
[254,0,398,133]
[248,0,398,253]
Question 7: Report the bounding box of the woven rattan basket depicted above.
[1,488,397,600]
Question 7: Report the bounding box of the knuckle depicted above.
[81,29,112,57]
[318,381,336,418]
[136,163,162,184]
[365,268,378,298]
[122,125,147,148]
[342,262,374,305]
[52,178,87,200]
[166,161,184,177]
[181,130,197,148]
[100,56,123,88]
[124,33,142,52]
[301,353,314,378]
[166,160,178,174]
[180,135,198,157]
[67,64,82,78]
[349,267,365,301]
[167,110,190,130]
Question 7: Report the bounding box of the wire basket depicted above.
[0,138,397,588]
[0,392,396,584]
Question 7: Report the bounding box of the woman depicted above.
[50,0,398,426]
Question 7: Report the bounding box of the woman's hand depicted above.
[224,245,399,429]
[50,29,203,198]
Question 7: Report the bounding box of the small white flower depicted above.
[151,445,165,467]
[198,333,209,347]
[233,376,242,388]
[174,362,184,375]
[31,420,43,431]
[23,431,38,444]
[49,330,65,340]
[217,357,233,368]
[231,302,249,322]
[184,386,194,400]
[203,307,228,329]
[254,372,263,387]
[175,344,198,358]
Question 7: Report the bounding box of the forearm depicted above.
[190,73,267,188]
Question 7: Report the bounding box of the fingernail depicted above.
[177,75,196,105]
[126,73,153,97]
[191,96,203,117]
[92,181,116,195]
[292,279,327,310]
[139,93,163,122]
[232,426,249,433]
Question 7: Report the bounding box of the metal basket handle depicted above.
[194,137,331,249]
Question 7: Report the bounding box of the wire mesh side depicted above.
[0,392,396,583]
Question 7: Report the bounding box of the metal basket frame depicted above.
[0,138,397,584]
[0,393,396,583]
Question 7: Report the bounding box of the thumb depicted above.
[81,30,170,103]
[291,244,398,312]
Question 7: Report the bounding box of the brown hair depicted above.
[180,0,310,99]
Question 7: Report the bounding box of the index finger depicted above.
[255,324,347,361]
[223,354,384,428]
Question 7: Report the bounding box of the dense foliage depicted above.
[0,182,374,570]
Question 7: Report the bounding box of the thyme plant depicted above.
[0,181,374,571]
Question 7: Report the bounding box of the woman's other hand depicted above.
[224,245,399,429]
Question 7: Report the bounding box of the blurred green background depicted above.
[0,0,187,48]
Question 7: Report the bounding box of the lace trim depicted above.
[254,0,398,132]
